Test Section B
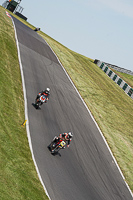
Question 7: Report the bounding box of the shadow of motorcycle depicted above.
[48,139,66,156]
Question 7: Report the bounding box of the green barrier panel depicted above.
[108,70,113,77]
[100,63,104,69]
[104,66,108,73]
[122,83,128,91]
[128,88,133,96]
[113,74,117,81]
[117,78,122,86]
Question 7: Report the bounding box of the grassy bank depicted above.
[1,5,133,198]
[39,32,133,191]
[0,7,48,200]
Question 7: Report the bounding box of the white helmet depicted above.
[68,132,73,138]
[46,88,50,92]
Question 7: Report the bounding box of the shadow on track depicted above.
[47,146,62,157]
[32,103,41,110]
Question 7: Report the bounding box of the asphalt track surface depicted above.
[12,16,133,200]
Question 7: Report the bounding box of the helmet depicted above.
[46,88,50,92]
[68,132,73,138]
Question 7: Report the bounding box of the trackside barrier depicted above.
[94,60,133,99]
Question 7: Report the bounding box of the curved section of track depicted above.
[12,16,132,200]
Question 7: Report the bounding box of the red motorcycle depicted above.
[35,94,47,109]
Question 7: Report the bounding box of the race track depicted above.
[12,16,133,200]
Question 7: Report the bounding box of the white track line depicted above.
[40,34,133,198]
[11,17,51,200]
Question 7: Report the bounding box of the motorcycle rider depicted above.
[52,132,73,148]
[36,88,50,103]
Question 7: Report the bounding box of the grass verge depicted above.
[39,31,133,192]
[0,7,48,200]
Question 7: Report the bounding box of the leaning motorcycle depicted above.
[35,94,47,109]
[48,139,66,154]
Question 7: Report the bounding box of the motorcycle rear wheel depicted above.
[35,100,41,109]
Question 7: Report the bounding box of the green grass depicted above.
[0,7,49,200]
[38,32,133,192]
[1,5,133,198]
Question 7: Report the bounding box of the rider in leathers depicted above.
[36,88,50,104]
[53,132,73,147]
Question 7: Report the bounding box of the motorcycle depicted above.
[48,138,66,155]
[35,94,47,109]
